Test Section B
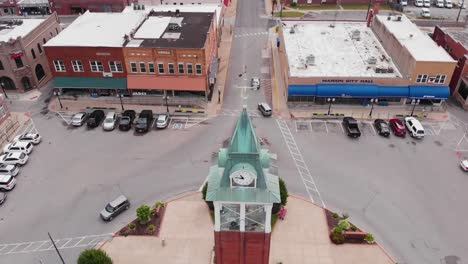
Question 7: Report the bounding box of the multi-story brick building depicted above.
[0,0,18,15]
[432,26,468,109]
[0,14,60,94]
[49,0,132,15]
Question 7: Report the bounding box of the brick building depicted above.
[279,15,456,109]
[0,14,60,94]
[49,0,132,15]
[0,0,18,15]
[432,26,468,109]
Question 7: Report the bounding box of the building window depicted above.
[168,63,175,74]
[158,62,165,74]
[148,62,155,73]
[15,57,24,68]
[109,61,123,72]
[0,60,3,70]
[55,28,59,35]
[130,62,137,73]
[31,48,36,59]
[37,43,42,54]
[139,62,146,73]
[50,32,53,37]
[178,63,184,74]
[43,38,46,44]
[53,60,66,72]
[434,75,446,84]
[89,61,103,72]
[195,64,202,75]
[187,63,193,74]
[72,60,84,72]
[416,74,428,83]
[458,80,468,100]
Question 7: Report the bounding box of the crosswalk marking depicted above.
[234,31,269,38]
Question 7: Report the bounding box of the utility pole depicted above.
[118,90,124,111]
[164,95,169,113]
[55,89,63,109]
[1,82,8,99]
[457,0,465,22]
[48,232,65,264]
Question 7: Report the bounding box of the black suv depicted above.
[118,110,136,131]
[87,110,105,128]
[135,110,153,133]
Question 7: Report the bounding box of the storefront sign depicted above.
[96,52,111,56]
[322,79,374,84]
[10,52,23,59]
[158,50,171,55]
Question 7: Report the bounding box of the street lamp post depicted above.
[327,98,335,115]
[55,89,63,109]
[218,88,221,104]
[164,95,169,113]
[118,90,124,111]
[369,98,378,117]
[1,82,8,99]
[457,0,465,22]
[410,99,421,116]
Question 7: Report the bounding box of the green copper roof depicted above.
[206,108,280,204]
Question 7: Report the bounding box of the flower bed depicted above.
[324,209,370,244]
[118,206,166,237]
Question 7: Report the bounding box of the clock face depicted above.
[231,169,255,187]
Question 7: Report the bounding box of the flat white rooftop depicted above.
[123,4,223,25]
[134,17,171,39]
[44,11,146,47]
[376,15,454,62]
[0,19,44,42]
[283,21,401,78]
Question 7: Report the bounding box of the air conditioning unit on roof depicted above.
[103,72,113,78]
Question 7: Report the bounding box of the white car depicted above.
[14,133,41,145]
[71,112,88,126]
[0,152,29,165]
[156,114,170,129]
[404,117,425,138]
[103,112,117,131]
[3,141,33,155]
[460,160,468,171]
[251,77,260,90]
[0,175,16,191]
[0,164,19,177]
[421,7,431,18]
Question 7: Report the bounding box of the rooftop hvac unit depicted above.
[396,16,402,21]
[306,55,315,65]
[351,30,360,40]
[368,56,377,64]
[168,23,180,31]
[289,27,295,34]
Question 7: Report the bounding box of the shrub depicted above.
[78,249,113,264]
[290,2,297,7]
[136,205,152,224]
[128,223,136,230]
[279,178,289,206]
[148,224,155,232]
[154,201,165,209]
[332,212,340,219]
[330,227,345,244]
[364,233,375,244]
[341,213,349,219]
[338,219,351,231]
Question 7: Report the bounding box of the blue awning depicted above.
[288,85,317,96]
[409,86,450,99]
[377,86,409,98]
[316,84,378,98]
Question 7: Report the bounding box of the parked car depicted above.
[156,114,170,129]
[415,0,424,6]
[400,0,408,5]
[0,164,19,177]
[100,195,130,221]
[118,110,136,131]
[342,117,361,138]
[135,110,154,133]
[13,133,41,145]
[0,192,6,205]
[374,119,390,137]
[3,141,33,155]
[0,152,28,165]
[87,110,105,128]
[445,0,453,8]
[251,77,260,90]
[103,111,118,131]
[405,117,425,138]
[460,159,468,171]
[71,112,89,126]
[420,7,431,18]
[389,118,406,137]
[258,103,272,117]
[0,175,17,191]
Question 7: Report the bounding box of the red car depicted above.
[389,118,406,137]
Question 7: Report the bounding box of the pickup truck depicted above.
[342,117,361,138]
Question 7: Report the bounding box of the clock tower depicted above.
[205,108,281,264]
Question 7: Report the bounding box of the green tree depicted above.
[78,249,112,264]
[279,178,289,206]
[136,205,152,224]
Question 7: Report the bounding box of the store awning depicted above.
[53,77,127,89]
[127,75,206,91]
[377,86,409,98]
[316,84,379,98]
[409,86,450,99]
[17,0,48,7]
[288,85,317,96]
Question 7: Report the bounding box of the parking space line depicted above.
[324,121,329,134]
[5,244,21,254]
[87,238,101,246]
[369,122,377,135]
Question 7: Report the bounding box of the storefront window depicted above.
[458,80,468,100]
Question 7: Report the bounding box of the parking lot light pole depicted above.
[369,98,378,117]
[327,98,335,115]
[164,95,169,113]
[48,232,66,264]
[55,89,63,109]
[118,90,124,111]
[1,82,8,99]
[457,0,465,22]
[410,99,421,116]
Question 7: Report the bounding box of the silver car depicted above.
[156,114,169,129]
[71,112,89,126]
[100,195,130,221]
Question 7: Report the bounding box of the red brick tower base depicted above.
[214,231,271,264]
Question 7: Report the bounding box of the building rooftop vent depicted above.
[168,23,180,31]
[368,56,377,64]
[396,16,402,21]
[306,54,315,65]
[351,30,360,40]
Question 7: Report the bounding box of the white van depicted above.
[421,7,431,17]
[404,117,425,138]
[415,0,424,6]
[423,0,431,6]
[445,0,453,8]
[400,0,408,5]
[436,0,445,7]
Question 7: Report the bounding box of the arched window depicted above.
[37,43,42,54]
[31,48,36,59]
